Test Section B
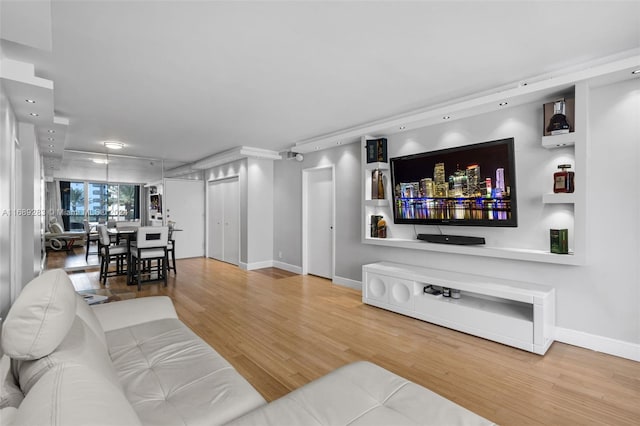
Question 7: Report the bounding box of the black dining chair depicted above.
[167,222,177,274]
[128,226,169,290]
[97,225,128,285]
[84,219,99,261]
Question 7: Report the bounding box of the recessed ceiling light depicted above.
[48,150,54,153]
[93,158,109,164]
[47,137,54,141]
[30,113,39,117]
[499,102,508,106]
[399,126,406,130]
[443,116,451,120]
[336,141,343,145]
[48,144,54,148]
[632,69,640,75]
[104,141,124,150]
[25,99,36,104]
[47,129,55,133]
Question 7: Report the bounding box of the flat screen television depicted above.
[390,138,517,227]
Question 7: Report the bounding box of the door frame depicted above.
[301,165,335,279]
[205,176,240,262]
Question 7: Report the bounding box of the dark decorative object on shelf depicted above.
[377,218,387,238]
[553,164,575,193]
[550,229,569,254]
[371,169,385,199]
[366,138,388,163]
[544,98,574,136]
[370,215,383,238]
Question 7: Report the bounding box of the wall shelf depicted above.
[365,161,389,171]
[364,199,389,207]
[542,193,576,204]
[541,132,576,149]
[362,237,582,265]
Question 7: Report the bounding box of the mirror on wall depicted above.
[44,149,171,271]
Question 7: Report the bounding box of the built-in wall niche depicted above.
[360,82,588,265]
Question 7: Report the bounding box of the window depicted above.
[60,181,140,228]
[59,181,85,230]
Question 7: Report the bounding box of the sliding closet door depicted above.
[222,178,239,265]
[207,177,239,266]
[208,181,224,261]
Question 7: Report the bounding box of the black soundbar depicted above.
[417,234,486,245]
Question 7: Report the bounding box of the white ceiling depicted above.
[1,1,639,167]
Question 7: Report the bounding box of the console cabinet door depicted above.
[365,272,414,311]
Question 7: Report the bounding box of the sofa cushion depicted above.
[1,269,77,360]
[74,293,108,349]
[11,363,141,426]
[91,296,178,332]
[106,318,266,426]
[227,361,494,426]
[15,315,122,395]
[0,355,23,409]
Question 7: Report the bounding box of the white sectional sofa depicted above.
[0,269,494,426]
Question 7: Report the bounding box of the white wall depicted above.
[273,78,640,357]
[17,122,43,285]
[246,158,274,267]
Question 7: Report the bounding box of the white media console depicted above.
[362,262,555,354]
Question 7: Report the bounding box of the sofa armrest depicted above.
[91,296,178,332]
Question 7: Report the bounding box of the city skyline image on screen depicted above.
[390,138,518,227]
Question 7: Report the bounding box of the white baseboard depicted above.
[332,276,362,291]
[272,261,302,274]
[555,327,640,362]
[240,260,274,271]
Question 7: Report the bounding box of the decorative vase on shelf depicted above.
[546,99,572,135]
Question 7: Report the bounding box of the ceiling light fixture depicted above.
[93,158,109,164]
[30,113,39,117]
[47,137,54,141]
[25,99,36,103]
[499,102,508,106]
[48,129,55,133]
[399,126,406,130]
[443,116,451,120]
[104,141,124,150]
[632,69,640,75]
[48,144,54,148]
[48,150,54,153]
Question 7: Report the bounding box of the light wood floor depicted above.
[48,249,640,425]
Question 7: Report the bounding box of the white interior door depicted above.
[164,179,205,259]
[305,167,333,279]
[223,178,240,265]
[207,177,239,265]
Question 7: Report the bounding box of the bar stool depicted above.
[128,226,169,290]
